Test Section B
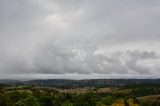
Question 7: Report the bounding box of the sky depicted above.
[1,0,160,79]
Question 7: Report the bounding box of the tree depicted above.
[124,99,129,106]
[39,96,54,106]
[102,96,113,105]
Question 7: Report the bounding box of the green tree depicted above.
[39,96,54,106]
[102,96,113,105]
[16,96,39,106]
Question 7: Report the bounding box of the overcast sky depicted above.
[1,0,160,79]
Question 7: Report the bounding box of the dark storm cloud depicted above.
[0,0,160,78]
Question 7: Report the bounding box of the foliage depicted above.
[0,83,159,106]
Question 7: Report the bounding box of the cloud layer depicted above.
[1,0,160,79]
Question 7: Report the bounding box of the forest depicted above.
[0,80,160,106]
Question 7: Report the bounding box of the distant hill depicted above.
[0,80,19,87]
[0,79,20,84]
[1,79,159,88]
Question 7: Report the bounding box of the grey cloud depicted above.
[32,42,160,75]
[0,0,160,78]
